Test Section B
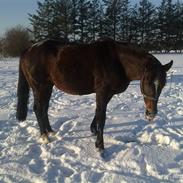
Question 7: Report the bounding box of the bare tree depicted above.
[4,25,31,57]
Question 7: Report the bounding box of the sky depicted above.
[0,0,181,37]
[0,0,43,36]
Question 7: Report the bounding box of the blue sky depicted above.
[0,0,180,36]
[0,0,42,36]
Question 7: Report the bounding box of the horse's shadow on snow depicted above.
[52,112,183,162]
[102,115,183,161]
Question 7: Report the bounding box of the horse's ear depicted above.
[163,60,173,72]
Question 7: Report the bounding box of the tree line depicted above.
[29,0,183,52]
[0,0,182,57]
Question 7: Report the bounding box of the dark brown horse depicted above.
[16,39,173,151]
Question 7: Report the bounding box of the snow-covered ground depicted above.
[0,54,183,183]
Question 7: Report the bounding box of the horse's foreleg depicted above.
[95,90,112,151]
[33,84,53,143]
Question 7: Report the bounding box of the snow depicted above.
[0,53,183,183]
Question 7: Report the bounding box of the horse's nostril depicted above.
[145,110,157,117]
[145,109,157,121]
[145,110,156,121]
[146,110,150,116]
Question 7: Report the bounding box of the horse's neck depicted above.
[117,45,153,81]
[121,55,148,81]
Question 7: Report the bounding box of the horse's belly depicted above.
[54,79,94,95]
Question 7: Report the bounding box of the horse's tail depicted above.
[16,51,30,121]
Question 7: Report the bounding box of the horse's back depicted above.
[51,43,98,94]
[20,39,128,95]
[53,40,129,94]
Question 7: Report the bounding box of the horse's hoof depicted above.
[39,134,50,144]
[98,147,105,153]
[95,141,104,150]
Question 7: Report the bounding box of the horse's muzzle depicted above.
[145,110,157,121]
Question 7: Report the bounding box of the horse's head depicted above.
[141,60,173,121]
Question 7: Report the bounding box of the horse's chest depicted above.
[112,80,129,94]
[108,71,130,93]
[102,73,130,94]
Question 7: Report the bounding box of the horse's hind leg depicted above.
[33,84,53,143]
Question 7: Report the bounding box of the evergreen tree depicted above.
[119,0,131,41]
[76,0,91,42]
[53,0,72,41]
[29,0,57,41]
[157,0,176,52]
[97,3,105,39]
[173,0,183,52]
[70,0,79,41]
[103,0,123,40]
[128,4,139,43]
[28,0,183,51]
[87,0,102,41]
[137,0,156,50]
